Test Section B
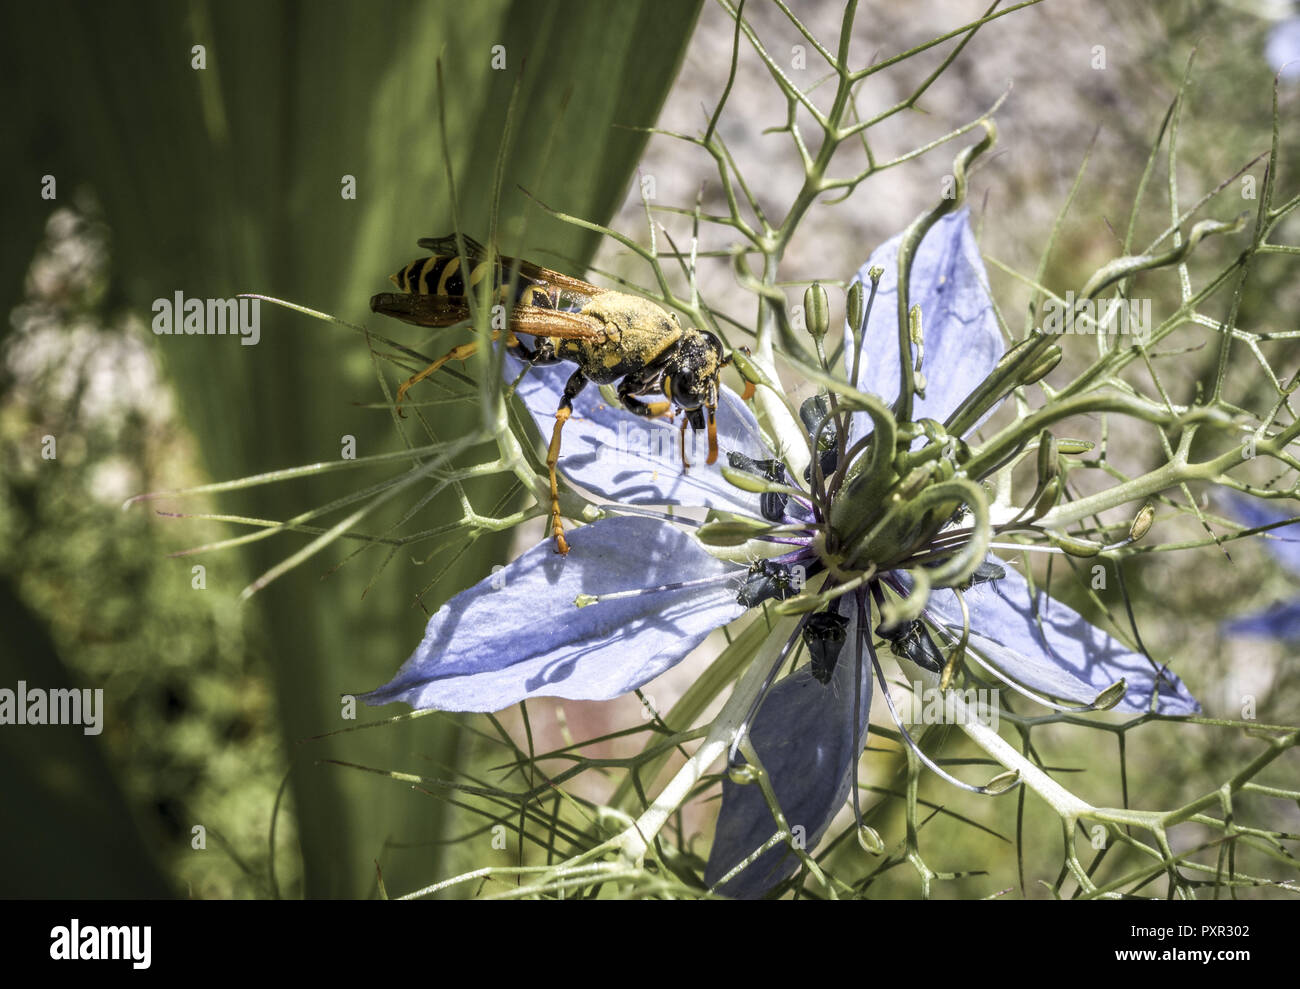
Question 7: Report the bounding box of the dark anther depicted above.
[803,447,839,486]
[803,609,850,684]
[876,619,944,673]
[736,559,803,608]
[727,451,760,473]
[727,451,789,522]
[957,560,1006,591]
[799,394,837,450]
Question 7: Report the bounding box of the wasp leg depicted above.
[511,335,560,366]
[705,402,718,465]
[679,406,708,471]
[548,369,588,556]
[395,331,518,416]
[617,377,672,419]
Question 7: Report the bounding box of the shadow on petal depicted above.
[844,209,1005,448]
[360,516,747,712]
[705,602,871,898]
[917,567,1199,715]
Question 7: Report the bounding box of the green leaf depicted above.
[0,0,700,897]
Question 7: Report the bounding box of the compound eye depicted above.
[670,373,702,409]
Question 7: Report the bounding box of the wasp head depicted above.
[663,328,726,466]
[663,328,724,412]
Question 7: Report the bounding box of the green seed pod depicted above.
[992,334,1035,375]
[984,770,1021,795]
[847,281,864,339]
[720,465,788,494]
[1036,430,1059,485]
[1046,530,1104,557]
[1057,438,1095,455]
[1030,476,1061,520]
[697,519,769,547]
[728,764,757,785]
[804,281,830,341]
[1022,344,1062,385]
[728,348,772,391]
[857,824,885,855]
[773,592,830,616]
[1092,679,1127,711]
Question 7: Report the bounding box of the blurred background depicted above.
[1,0,1296,898]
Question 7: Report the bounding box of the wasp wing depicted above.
[370,292,606,341]
[416,233,490,260]
[370,293,473,328]
[507,306,606,341]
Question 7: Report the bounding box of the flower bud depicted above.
[1022,344,1062,385]
[697,518,770,547]
[846,281,864,340]
[1030,476,1061,520]
[1129,503,1155,541]
[804,281,830,341]
[720,465,782,494]
[1036,429,1059,485]
[1046,530,1103,557]
[1057,438,1094,455]
[1092,679,1127,710]
[857,825,885,855]
[909,304,924,375]
[728,764,757,785]
[728,348,772,392]
[984,770,1021,795]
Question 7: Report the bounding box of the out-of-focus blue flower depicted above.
[1220,494,1300,638]
[1267,15,1300,81]
[360,210,1200,898]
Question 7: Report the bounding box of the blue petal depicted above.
[1220,493,1300,577]
[360,516,746,712]
[843,209,1005,446]
[917,566,1200,715]
[1222,599,1300,640]
[1267,17,1300,80]
[705,603,871,898]
[507,354,770,514]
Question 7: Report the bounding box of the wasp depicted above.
[370,235,732,555]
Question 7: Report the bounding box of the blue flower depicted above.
[703,211,1198,898]
[1267,15,1300,81]
[360,210,1200,898]
[358,359,783,712]
[1219,494,1300,639]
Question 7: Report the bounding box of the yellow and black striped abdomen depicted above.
[390,255,483,296]
[389,255,567,310]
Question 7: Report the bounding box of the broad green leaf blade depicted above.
[0,0,700,897]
